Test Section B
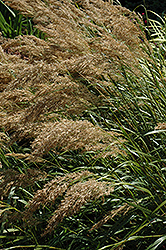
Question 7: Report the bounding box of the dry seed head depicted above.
[24,171,92,217]
[0,169,47,198]
[23,169,113,234]
[89,203,132,232]
[43,178,113,235]
[155,123,166,130]
[0,0,150,158]
[28,119,123,160]
[23,170,114,234]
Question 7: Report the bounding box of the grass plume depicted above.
[0,1,165,249]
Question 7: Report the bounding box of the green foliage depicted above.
[147,11,166,44]
[82,39,166,249]
[0,0,45,39]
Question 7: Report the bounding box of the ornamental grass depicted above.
[0,0,166,249]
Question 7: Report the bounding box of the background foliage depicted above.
[120,0,166,15]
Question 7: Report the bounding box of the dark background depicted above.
[119,0,166,16]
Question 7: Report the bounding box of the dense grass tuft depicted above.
[0,0,166,249]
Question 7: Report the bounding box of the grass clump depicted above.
[0,0,166,249]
